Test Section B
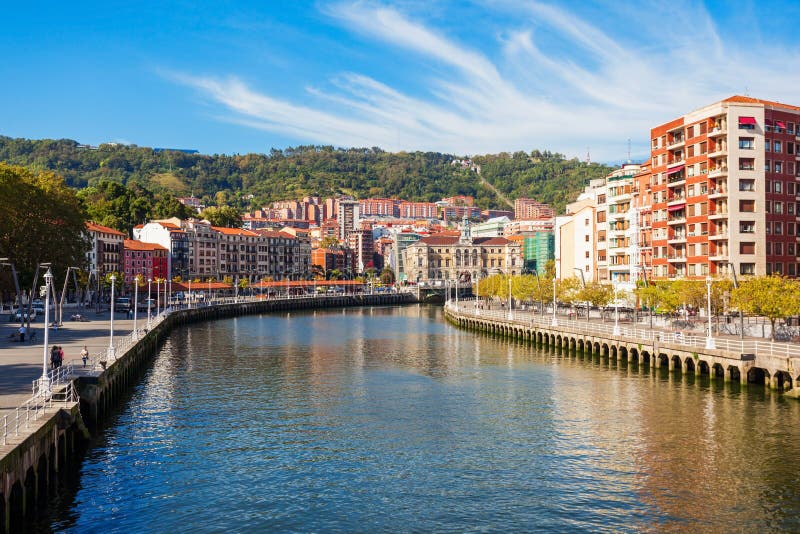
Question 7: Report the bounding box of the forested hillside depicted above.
[0,136,612,215]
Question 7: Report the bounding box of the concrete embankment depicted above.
[444,302,800,392]
[1,293,415,532]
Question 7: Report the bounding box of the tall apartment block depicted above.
[649,96,800,279]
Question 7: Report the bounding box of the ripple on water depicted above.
[46,307,800,532]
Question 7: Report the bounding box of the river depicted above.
[41,305,800,532]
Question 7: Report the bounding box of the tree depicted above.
[0,163,89,290]
[199,206,242,228]
[320,236,340,248]
[731,275,800,341]
[578,282,614,319]
[379,267,395,285]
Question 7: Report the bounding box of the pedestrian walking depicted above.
[50,346,59,369]
[18,325,26,342]
[57,346,64,368]
[80,345,89,367]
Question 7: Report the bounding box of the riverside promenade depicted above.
[0,314,134,422]
[444,299,800,392]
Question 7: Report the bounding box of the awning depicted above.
[775,120,787,129]
[667,204,685,212]
[765,119,773,126]
[739,116,756,125]
[667,165,685,175]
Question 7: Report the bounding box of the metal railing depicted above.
[446,300,800,361]
[3,379,79,446]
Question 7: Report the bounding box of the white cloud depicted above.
[172,1,800,161]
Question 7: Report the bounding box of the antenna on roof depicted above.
[627,138,632,164]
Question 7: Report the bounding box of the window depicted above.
[740,263,755,275]
[765,161,771,172]
[739,179,755,192]
[789,143,795,155]
[774,141,782,153]
[739,200,755,212]
[740,242,755,254]
[775,222,783,235]
[775,162,783,174]
[700,141,707,154]
[766,140,771,152]
[789,203,795,215]
[775,181,783,193]
[790,243,796,256]
[789,263,796,276]
[585,251,590,258]
[739,137,754,149]
[774,262,784,275]
[585,235,590,242]
[739,158,755,170]
[789,123,796,135]
[740,221,755,233]
[775,243,783,256]
[687,145,695,158]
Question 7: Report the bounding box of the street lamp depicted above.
[705,276,716,349]
[612,284,621,336]
[156,279,161,316]
[57,266,80,326]
[108,274,117,361]
[573,267,589,323]
[507,275,513,320]
[0,258,21,320]
[133,276,139,335]
[551,277,558,327]
[188,278,192,309]
[147,278,152,328]
[39,269,53,397]
[726,261,744,339]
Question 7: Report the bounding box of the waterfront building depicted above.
[388,229,422,283]
[650,95,800,279]
[134,220,190,280]
[521,232,555,274]
[403,220,521,283]
[311,247,355,277]
[605,163,643,288]
[182,219,219,279]
[359,198,399,218]
[123,239,167,285]
[347,228,375,273]
[555,178,606,281]
[85,222,126,277]
[503,218,554,236]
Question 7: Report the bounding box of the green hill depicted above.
[0,136,612,214]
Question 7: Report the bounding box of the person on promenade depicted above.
[57,346,64,368]
[50,346,59,369]
[18,324,26,342]
[80,345,89,367]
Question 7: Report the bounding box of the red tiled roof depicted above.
[723,95,800,112]
[419,236,459,245]
[124,239,167,251]
[86,221,126,236]
[474,237,513,245]
[212,226,259,236]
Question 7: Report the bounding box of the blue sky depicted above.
[2,1,799,163]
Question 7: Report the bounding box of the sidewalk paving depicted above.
[0,311,136,419]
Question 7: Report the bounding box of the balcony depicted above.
[708,145,728,158]
[667,255,687,263]
[667,195,686,205]
[709,208,728,219]
[708,188,728,199]
[708,166,728,178]
[708,232,728,240]
[667,157,685,168]
[709,253,729,261]
[667,216,687,225]
[708,127,727,138]
[667,234,687,244]
[667,137,685,150]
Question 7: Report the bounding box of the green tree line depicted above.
[0,137,611,214]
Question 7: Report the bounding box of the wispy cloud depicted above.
[171,1,800,161]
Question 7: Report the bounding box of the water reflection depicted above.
[49,305,800,532]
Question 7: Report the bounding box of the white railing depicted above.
[446,300,800,361]
[2,379,79,446]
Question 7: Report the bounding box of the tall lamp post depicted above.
[705,276,716,349]
[147,278,152,328]
[156,279,161,316]
[108,274,117,361]
[612,285,621,336]
[573,267,589,323]
[551,277,558,327]
[726,262,744,339]
[507,275,513,320]
[133,276,139,335]
[188,279,192,309]
[39,269,53,396]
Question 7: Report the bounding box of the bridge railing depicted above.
[446,299,800,360]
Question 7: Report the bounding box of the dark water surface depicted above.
[46,305,800,532]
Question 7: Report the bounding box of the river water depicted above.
[44,305,800,532]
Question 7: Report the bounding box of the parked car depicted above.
[115,297,132,312]
[12,308,36,321]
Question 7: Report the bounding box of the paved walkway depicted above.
[0,309,136,418]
